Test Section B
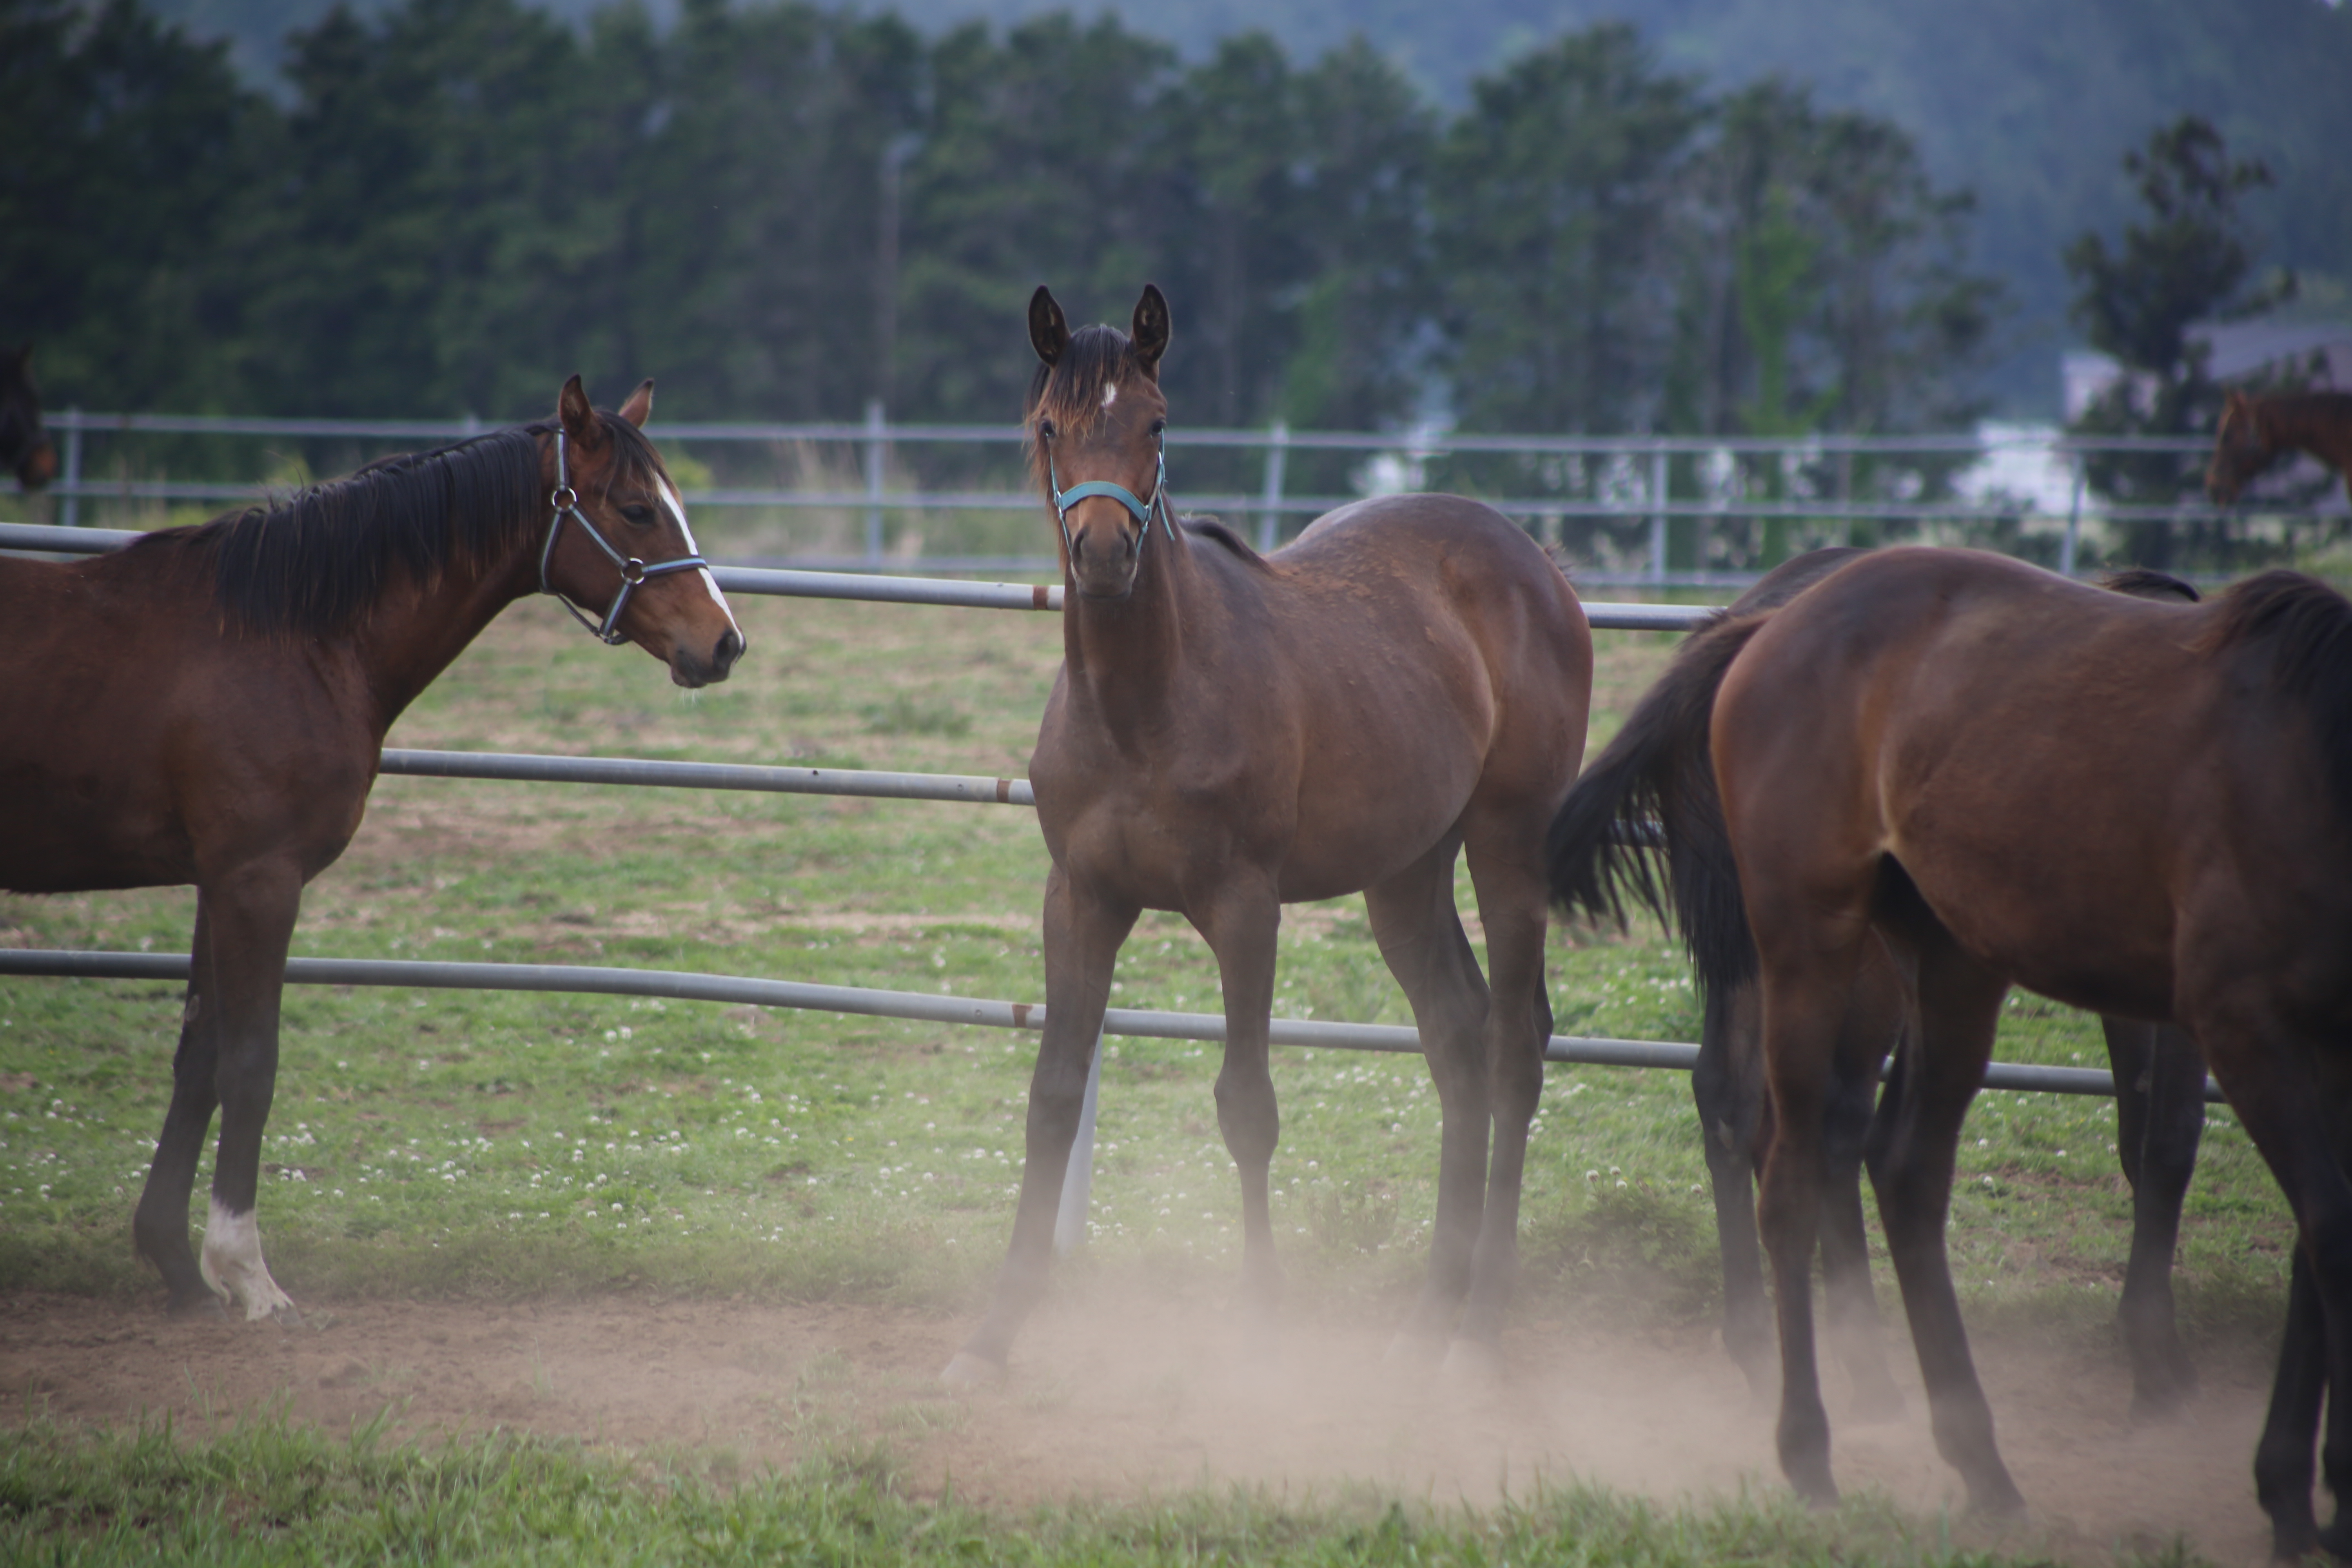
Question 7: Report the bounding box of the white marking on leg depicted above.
[660,477,741,633]
[200,1197,297,1322]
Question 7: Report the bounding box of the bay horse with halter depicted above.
[942,286,1592,1383]
[2209,388,2352,507]
[2,343,59,491]
[1644,546,2352,1549]
[1548,546,2209,1422]
[0,376,743,1321]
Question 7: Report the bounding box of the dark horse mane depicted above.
[2199,569,2352,820]
[125,413,664,639]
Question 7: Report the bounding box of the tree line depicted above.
[6,0,1998,449]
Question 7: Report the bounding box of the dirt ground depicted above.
[0,1271,2286,1565]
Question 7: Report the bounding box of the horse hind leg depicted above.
[131,899,224,1314]
[1443,830,1555,1375]
[1866,930,2023,1517]
[1821,941,1909,1423]
[1695,978,1776,1401]
[2102,1016,2204,1419]
[1363,837,1489,1362]
[193,864,305,1323]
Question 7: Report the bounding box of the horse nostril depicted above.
[715,627,744,673]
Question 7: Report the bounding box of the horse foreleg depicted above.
[2102,1016,2205,1419]
[195,863,304,1323]
[131,899,223,1314]
[1447,846,1550,1373]
[1867,938,2022,1517]
[1196,883,1285,1322]
[944,869,1134,1383]
[1365,842,1486,1359]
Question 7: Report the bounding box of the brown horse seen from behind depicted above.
[1548,548,2209,1422]
[0,377,743,1321]
[2209,388,2352,506]
[943,287,1593,1383]
[1670,548,2352,1552]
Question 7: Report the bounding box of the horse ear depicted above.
[1131,285,1170,381]
[617,379,655,428]
[1029,287,1069,367]
[557,374,604,452]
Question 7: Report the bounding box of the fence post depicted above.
[1648,442,1668,586]
[1256,421,1290,553]
[863,399,887,567]
[1053,1029,1105,1256]
[59,410,83,529]
[2060,451,2086,578]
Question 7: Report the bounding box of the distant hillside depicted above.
[139,0,2352,415]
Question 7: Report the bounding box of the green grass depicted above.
[0,1408,2204,1567]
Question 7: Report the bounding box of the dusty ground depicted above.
[0,1273,2283,1564]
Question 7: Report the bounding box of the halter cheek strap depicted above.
[539,428,709,644]
[1047,431,1176,560]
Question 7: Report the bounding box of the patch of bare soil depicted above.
[0,1274,2281,1564]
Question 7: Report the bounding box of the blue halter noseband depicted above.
[1046,428,1176,560]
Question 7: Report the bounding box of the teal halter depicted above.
[1047,428,1176,559]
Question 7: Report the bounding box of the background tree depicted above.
[1430,24,1703,439]
[2065,114,2292,567]
[0,0,266,410]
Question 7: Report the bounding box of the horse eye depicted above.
[1150,419,1167,436]
[621,504,653,526]
[1037,417,1056,440]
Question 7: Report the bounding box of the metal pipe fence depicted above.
[0,949,2208,1103]
[0,523,1713,631]
[0,508,2221,1253]
[2,409,2268,588]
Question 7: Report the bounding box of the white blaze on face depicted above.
[200,1197,297,1321]
[660,476,742,634]
[1100,382,1119,411]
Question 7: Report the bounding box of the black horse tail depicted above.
[1546,610,1775,998]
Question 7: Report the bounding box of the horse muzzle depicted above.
[1069,518,1140,600]
[670,625,745,688]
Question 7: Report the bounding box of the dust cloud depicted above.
[0,1268,2281,1564]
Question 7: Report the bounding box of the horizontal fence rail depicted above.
[0,523,1713,631]
[0,949,2214,1102]
[382,748,1036,806]
[5,412,2271,570]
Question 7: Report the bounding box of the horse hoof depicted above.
[940,1351,1005,1388]
[1784,1462,1840,1510]
[1965,1474,2029,1521]
[167,1291,227,1320]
